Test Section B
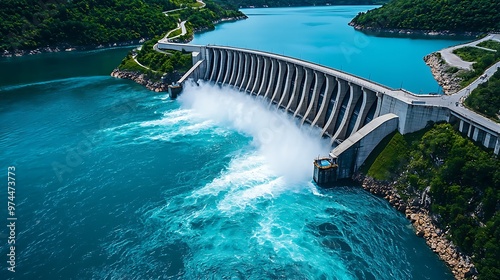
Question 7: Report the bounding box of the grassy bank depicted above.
[453,43,500,87]
[167,28,183,38]
[361,123,500,279]
[360,127,428,182]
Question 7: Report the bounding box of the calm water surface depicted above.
[193,6,469,93]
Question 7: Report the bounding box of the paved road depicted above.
[132,55,158,72]
[439,33,500,70]
[163,8,184,16]
[163,0,205,15]
[147,1,205,69]
[160,0,194,41]
[419,61,500,132]
[153,43,172,54]
[178,21,187,38]
[152,20,188,55]
[475,45,497,52]
[163,20,187,40]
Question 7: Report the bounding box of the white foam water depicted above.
[179,82,332,183]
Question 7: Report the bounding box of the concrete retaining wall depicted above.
[330,113,399,179]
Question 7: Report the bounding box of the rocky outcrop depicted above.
[110,69,182,92]
[354,174,478,280]
[424,53,465,95]
[214,15,248,25]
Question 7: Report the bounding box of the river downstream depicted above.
[193,5,468,94]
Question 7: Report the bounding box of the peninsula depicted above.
[424,34,500,96]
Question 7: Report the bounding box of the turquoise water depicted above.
[0,6,457,279]
[1,74,452,279]
[193,6,468,93]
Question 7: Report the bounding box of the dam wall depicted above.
[155,41,500,184]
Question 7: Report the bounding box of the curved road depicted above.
[419,61,500,133]
[196,0,206,9]
[154,20,187,53]
[145,1,205,72]
[439,33,500,70]
[163,0,205,15]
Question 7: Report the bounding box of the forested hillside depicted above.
[214,0,387,8]
[350,0,500,33]
[465,69,500,122]
[363,123,500,279]
[0,0,243,53]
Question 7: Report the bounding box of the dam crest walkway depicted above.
[157,41,500,178]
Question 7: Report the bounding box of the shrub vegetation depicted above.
[351,0,500,33]
[363,123,500,279]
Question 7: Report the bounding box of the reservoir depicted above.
[0,5,459,279]
[193,6,468,94]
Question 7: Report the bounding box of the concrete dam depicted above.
[157,41,500,184]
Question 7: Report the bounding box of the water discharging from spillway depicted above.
[0,76,452,279]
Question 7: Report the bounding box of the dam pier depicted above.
[157,40,500,185]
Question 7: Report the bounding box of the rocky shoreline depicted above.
[111,15,247,91]
[354,174,478,280]
[423,53,464,95]
[110,69,183,92]
[1,39,146,58]
[348,23,479,38]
